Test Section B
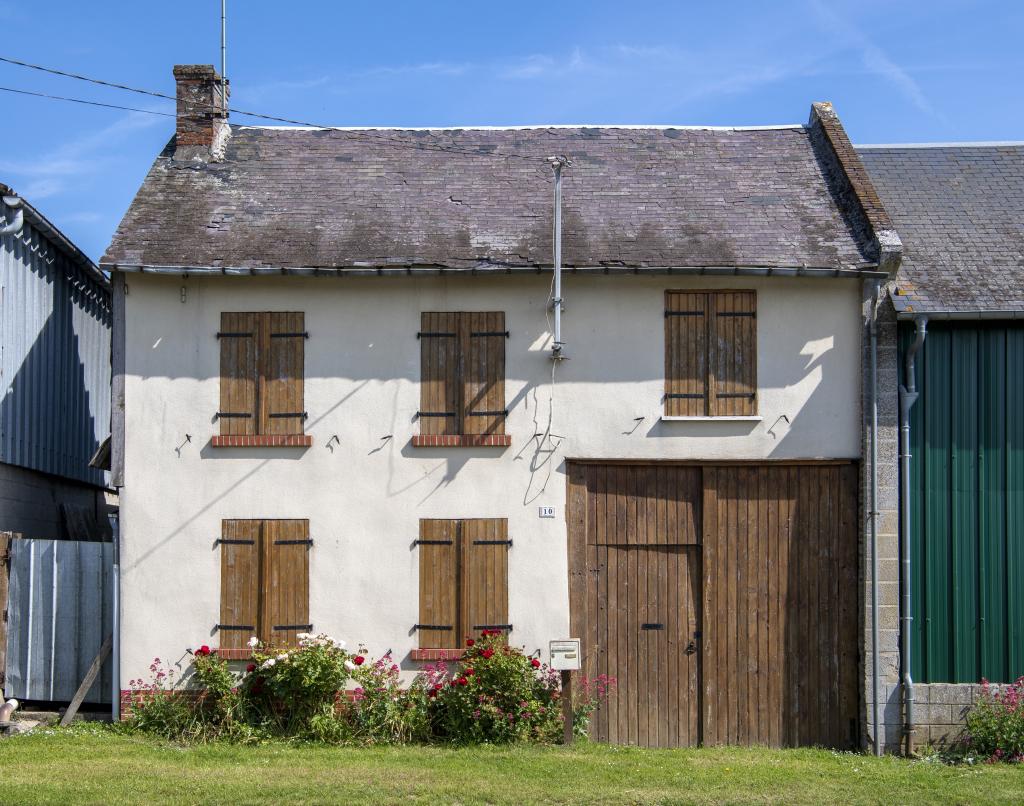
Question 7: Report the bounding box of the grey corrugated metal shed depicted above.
[1,183,111,487]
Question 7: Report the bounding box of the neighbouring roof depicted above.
[857,144,1024,315]
[102,123,883,275]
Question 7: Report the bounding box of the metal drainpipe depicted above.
[548,156,568,358]
[899,315,927,755]
[1,195,24,236]
[111,512,121,720]
[869,280,881,756]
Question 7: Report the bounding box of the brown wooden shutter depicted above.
[463,312,507,436]
[219,519,261,650]
[417,519,459,648]
[710,291,757,416]
[664,292,708,416]
[264,519,311,648]
[219,313,258,435]
[261,312,306,435]
[419,313,461,436]
[462,518,510,639]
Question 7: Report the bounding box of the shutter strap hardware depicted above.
[466,410,508,417]
[216,412,253,418]
[716,311,756,317]
[472,539,513,546]
[270,332,309,338]
[416,331,457,339]
[273,623,313,630]
[414,539,454,545]
[641,623,665,630]
[274,539,314,545]
[216,538,255,545]
[715,393,756,399]
[416,411,456,418]
[665,393,704,399]
[268,412,308,419]
[664,310,703,317]
[216,331,254,338]
[469,331,510,338]
[415,624,453,630]
[216,624,255,631]
[472,624,512,631]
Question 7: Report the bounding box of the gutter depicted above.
[896,309,1024,321]
[898,315,927,756]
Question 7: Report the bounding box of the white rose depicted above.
[262,658,276,669]
[277,653,289,662]
[345,660,357,671]
[247,636,259,648]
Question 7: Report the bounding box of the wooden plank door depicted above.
[701,464,859,748]
[568,464,702,747]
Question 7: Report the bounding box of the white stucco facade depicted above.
[120,273,863,682]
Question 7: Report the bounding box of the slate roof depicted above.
[102,124,880,274]
[858,144,1024,313]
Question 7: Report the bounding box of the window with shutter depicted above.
[415,312,510,447]
[416,518,510,649]
[215,312,311,447]
[218,519,311,654]
[664,290,757,417]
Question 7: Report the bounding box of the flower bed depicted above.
[960,677,1024,763]
[125,631,614,745]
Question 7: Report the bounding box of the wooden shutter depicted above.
[219,313,258,435]
[265,520,311,648]
[419,313,461,436]
[665,292,708,416]
[417,519,459,648]
[464,313,507,436]
[710,291,757,416]
[462,518,510,639]
[261,312,306,435]
[219,519,261,650]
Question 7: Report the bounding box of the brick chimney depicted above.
[172,64,229,161]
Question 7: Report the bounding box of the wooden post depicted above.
[561,669,574,745]
[60,635,112,727]
[0,532,11,692]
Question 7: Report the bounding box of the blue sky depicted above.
[0,0,1021,260]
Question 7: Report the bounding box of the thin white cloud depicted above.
[499,48,591,80]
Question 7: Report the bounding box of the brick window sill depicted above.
[411,435,511,448]
[410,648,467,661]
[211,435,313,448]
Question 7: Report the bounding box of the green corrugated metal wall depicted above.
[903,322,1024,683]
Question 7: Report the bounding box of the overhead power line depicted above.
[0,54,556,164]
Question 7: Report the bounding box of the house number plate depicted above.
[538,506,556,518]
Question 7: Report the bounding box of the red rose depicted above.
[353,656,365,666]
[200,645,211,656]
[466,639,475,647]
[531,658,541,668]
[433,683,443,691]
[482,649,495,659]
[428,689,438,698]
[457,676,468,686]
[246,663,256,673]
[465,668,474,676]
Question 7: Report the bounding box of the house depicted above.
[102,64,899,748]
[858,142,1024,750]
[0,186,113,539]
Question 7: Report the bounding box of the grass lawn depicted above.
[1,725,1022,805]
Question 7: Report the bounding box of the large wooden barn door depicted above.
[568,464,702,747]
[568,462,859,749]
[701,464,859,748]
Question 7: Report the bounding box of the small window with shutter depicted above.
[416,518,510,648]
[216,312,310,446]
[416,312,509,447]
[218,519,311,651]
[665,290,757,417]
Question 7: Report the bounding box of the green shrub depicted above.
[963,677,1024,763]
[347,650,431,744]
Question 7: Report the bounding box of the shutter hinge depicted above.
[715,393,756,399]
[273,539,314,545]
[416,331,457,339]
[472,539,513,546]
[269,332,309,338]
[414,539,454,545]
[416,411,456,418]
[466,410,508,417]
[469,331,509,338]
[414,624,454,630]
[664,310,704,317]
[665,393,704,399]
[641,623,665,630]
[216,331,254,338]
[215,624,256,631]
[268,412,308,419]
[715,311,756,318]
[216,538,256,545]
[272,623,313,631]
[471,624,512,631]
[215,412,253,419]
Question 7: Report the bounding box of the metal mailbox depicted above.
[549,639,581,671]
